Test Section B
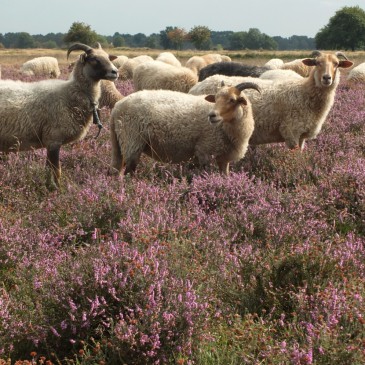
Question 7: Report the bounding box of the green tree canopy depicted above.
[167,27,187,50]
[188,26,211,50]
[315,6,365,51]
[64,22,98,46]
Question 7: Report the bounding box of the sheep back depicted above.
[20,56,61,78]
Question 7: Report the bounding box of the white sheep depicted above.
[0,43,118,189]
[20,56,61,78]
[246,51,353,149]
[118,55,154,81]
[346,62,365,85]
[264,58,284,69]
[133,61,198,93]
[259,69,303,81]
[109,82,260,175]
[112,55,128,68]
[189,74,273,95]
[185,53,232,74]
[155,52,181,67]
[99,80,124,109]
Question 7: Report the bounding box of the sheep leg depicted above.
[46,144,61,190]
[216,157,230,175]
[109,128,124,175]
[279,126,300,150]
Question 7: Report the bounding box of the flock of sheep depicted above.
[1,42,363,190]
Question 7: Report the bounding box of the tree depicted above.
[188,26,211,50]
[229,32,247,50]
[16,32,35,48]
[167,27,187,50]
[160,26,175,49]
[64,22,98,46]
[315,6,365,51]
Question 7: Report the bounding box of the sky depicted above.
[1,0,363,38]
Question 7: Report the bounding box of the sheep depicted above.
[198,61,270,81]
[264,58,284,69]
[112,55,128,68]
[280,58,313,77]
[346,62,365,85]
[0,43,118,189]
[99,80,124,109]
[245,51,353,150]
[20,56,61,78]
[185,53,232,75]
[189,74,273,96]
[259,69,303,81]
[155,52,181,67]
[109,82,260,175]
[133,61,198,93]
[118,55,154,81]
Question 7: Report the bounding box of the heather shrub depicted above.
[0,64,364,364]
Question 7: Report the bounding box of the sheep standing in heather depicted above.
[246,51,353,149]
[109,82,260,175]
[133,61,198,93]
[0,43,118,189]
[20,56,61,78]
[346,62,365,85]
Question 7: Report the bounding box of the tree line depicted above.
[0,6,364,51]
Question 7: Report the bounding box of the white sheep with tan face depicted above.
[246,51,353,150]
[109,82,260,176]
[0,43,118,189]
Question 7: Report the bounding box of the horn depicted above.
[310,50,322,58]
[335,51,349,60]
[67,43,93,59]
[235,82,261,94]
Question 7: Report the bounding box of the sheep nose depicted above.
[322,74,332,84]
[208,111,221,124]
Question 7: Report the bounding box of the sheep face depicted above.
[206,87,248,124]
[68,43,118,82]
[302,52,353,87]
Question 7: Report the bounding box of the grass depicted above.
[0,49,364,364]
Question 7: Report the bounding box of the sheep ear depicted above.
[205,95,216,103]
[339,60,353,69]
[302,58,316,67]
[80,54,87,64]
[237,96,247,106]
[109,55,118,61]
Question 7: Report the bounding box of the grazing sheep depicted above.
[155,52,181,67]
[259,69,303,81]
[246,51,353,149]
[0,43,118,189]
[198,61,270,81]
[99,80,124,109]
[185,54,232,75]
[280,58,313,77]
[20,56,61,78]
[118,55,154,81]
[133,61,198,93]
[189,74,273,95]
[346,62,365,85]
[109,82,260,175]
[112,55,128,68]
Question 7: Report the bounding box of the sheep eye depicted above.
[229,98,235,104]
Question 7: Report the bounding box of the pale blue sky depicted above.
[1,0,363,38]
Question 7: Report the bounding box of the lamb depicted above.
[189,74,273,95]
[198,61,271,81]
[118,55,154,81]
[245,51,353,149]
[99,80,124,109]
[185,54,232,75]
[133,61,198,93]
[155,52,181,67]
[346,62,365,85]
[20,56,61,78]
[0,43,118,189]
[109,82,260,175]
